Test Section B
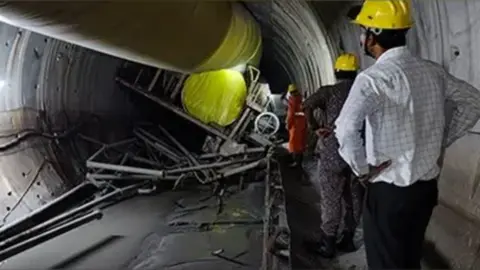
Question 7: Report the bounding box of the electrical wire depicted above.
[0,122,83,152]
[1,159,51,224]
[0,128,39,139]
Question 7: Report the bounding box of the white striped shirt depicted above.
[334,46,480,187]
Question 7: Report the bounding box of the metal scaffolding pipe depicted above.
[156,125,211,180]
[119,79,229,140]
[134,128,182,157]
[130,156,163,169]
[0,182,96,243]
[87,158,257,180]
[157,125,199,166]
[133,129,182,163]
[166,158,258,175]
[86,161,165,178]
[218,159,266,179]
[0,183,142,250]
[199,147,265,159]
[86,174,177,181]
[0,210,103,262]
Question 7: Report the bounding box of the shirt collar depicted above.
[376,46,410,63]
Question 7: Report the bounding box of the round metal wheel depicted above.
[254,112,280,137]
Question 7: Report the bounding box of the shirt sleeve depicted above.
[444,72,480,147]
[334,74,381,176]
[304,87,330,130]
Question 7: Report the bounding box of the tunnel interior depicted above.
[0,0,479,269]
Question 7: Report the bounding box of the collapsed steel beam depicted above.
[0,182,96,243]
[228,107,252,141]
[87,138,137,162]
[86,173,177,181]
[130,155,163,168]
[156,124,212,181]
[0,210,103,262]
[135,128,178,154]
[134,128,183,161]
[214,159,267,180]
[87,159,260,182]
[84,127,271,188]
[0,183,144,250]
[167,158,259,175]
[134,130,182,163]
[199,147,265,159]
[157,125,198,165]
[117,78,229,140]
[85,136,262,182]
[86,161,166,178]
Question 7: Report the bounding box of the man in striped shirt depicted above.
[335,0,480,269]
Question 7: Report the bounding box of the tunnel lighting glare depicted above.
[0,80,6,89]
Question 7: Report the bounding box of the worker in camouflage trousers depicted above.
[303,53,365,258]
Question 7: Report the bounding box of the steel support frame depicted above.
[84,131,267,185]
[116,64,274,150]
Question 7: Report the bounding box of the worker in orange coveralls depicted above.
[286,84,307,167]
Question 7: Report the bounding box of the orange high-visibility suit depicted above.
[287,92,307,154]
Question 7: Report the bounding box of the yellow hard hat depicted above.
[352,0,414,30]
[287,84,297,93]
[334,53,359,72]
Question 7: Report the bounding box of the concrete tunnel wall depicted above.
[0,26,137,225]
[0,0,479,268]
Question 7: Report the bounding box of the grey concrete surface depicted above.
[127,184,266,270]
[0,184,267,270]
[278,156,443,270]
[0,178,369,270]
[276,154,367,270]
[0,191,182,270]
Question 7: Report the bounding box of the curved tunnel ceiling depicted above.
[0,0,479,268]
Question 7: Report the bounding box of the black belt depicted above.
[363,177,438,189]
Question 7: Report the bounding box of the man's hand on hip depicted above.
[315,127,333,138]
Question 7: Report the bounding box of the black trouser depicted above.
[363,179,438,269]
[290,152,303,165]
